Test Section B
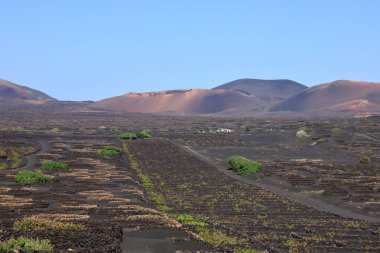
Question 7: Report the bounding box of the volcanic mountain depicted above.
[91,89,280,115]
[270,80,380,115]
[0,78,55,101]
[213,78,306,98]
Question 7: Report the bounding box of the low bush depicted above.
[0,236,53,252]
[331,128,343,134]
[118,132,137,139]
[15,170,53,185]
[228,156,263,176]
[136,131,152,138]
[360,156,371,164]
[317,138,328,144]
[41,161,68,170]
[99,146,120,156]
[119,131,152,139]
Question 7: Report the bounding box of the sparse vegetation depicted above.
[234,248,258,253]
[15,170,53,185]
[0,236,53,252]
[136,130,152,138]
[99,146,120,156]
[228,155,263,176]
[317,137,328,144]
[331,127,343,134]
[51,127,60,133]
[119,131,152,139]
[360,156,371,164]
[41,160,68,170]
[198,230,247,246]
[347,221,360,229]
[176,214,207,231]
[118,132,137,139]
[0,146,37,170]
[298,126,308,132]
[122,141,171,212]
[13,217,84,231]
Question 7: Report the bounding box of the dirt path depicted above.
[168,139,380,223]
[355,133,379,142]
[19,140,51,170]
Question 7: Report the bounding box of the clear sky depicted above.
[0,1,379,101]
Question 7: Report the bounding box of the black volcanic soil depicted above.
[0,110,379,252]
[171,118,380,221]
[127,138,379,252]
[0,132,210,252]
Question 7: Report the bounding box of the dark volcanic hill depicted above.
[0,78,55,101]
[213,78,306,98]
[270,80,380,115]
[91,89,280,115]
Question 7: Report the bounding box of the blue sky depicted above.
[0,1,379,101]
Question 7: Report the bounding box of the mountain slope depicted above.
[213,78,306,98]
[0,79,55,100]
[91,89,279,115]
[270,80,380,114]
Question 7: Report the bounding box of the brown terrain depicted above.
[213,78,306,98]
[91,89,280,115]
[2,77,379,118]
[270,80,380,116]
[0,79,55,101]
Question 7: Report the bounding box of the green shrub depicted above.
[317,138,328,144]
[136,131,152,138]
[360,156,371,164]
[119,131,152,139]
[41,161,68,170]
[0,236,53,252]
[99,146,120,156]
[298,126,308,132]
[331,128,343,134]
[228,156,263,176]
[118,132,137,139]
[15,170,53,185]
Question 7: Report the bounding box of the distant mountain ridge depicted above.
[2,77,379,117]
[0,78,55,101]
[90,88,279,115]
[270,80,380,115]
[213,78,306,98]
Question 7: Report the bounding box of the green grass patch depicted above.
[0,236,53,252]
[15,170,53,185]
[198,230,247,246]
[99,146,120,156]
[41,160,68,170]
[176,214,207,231]
[228,156,263,176]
